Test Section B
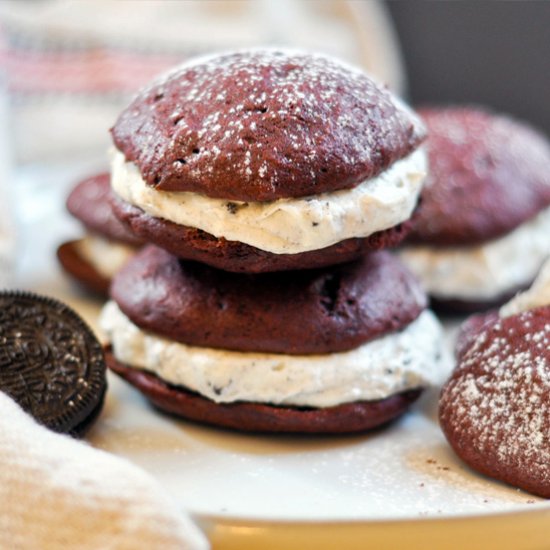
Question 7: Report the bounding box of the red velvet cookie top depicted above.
[439,306,550,497]
[408,107,550,246]
[454,309,499,360]
[110,246,427,355]
[67,173,143,246]
[111,50,425,201]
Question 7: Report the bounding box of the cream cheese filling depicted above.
[75,235,137,279]
[399,206,550,301]
[110,148,426,255]
[500,258,550,317]
[100,302,447,408]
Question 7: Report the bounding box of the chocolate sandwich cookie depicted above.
[399,107,550,312]
[439,306,550,498]
[0,291,107,437]
[101,246,446,433]
[58,173,143,295]
[109,49,427,273]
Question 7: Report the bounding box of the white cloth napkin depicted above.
[0,393,208,550]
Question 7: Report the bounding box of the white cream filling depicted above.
[110,148,426,255]
[398,206,550,301]
[500,258,550,317]
[100,302,447,408]
[75,235,136,278]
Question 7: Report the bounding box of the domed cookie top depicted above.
[454,310,499,360]
[110,246,427,355]
[111,49,425,201]
[456,258,550,358]
[409,107,550,246]
[440,306,550,498]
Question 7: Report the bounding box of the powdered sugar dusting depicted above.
[422,108,550,189]
[112,49,425,201]
[411,107,550,245]
[440,306,550,497]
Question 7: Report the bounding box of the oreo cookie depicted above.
[0,291,107,436]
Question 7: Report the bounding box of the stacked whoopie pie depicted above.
[58,173,143,296]
[399,107,550,313]
[101,50,447,433]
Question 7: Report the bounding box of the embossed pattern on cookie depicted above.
[0,291,106,436]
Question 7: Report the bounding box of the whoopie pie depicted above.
[400,106,550,313]
[58,173,143,295]
[101,246,447,433]
[109,49,427,273]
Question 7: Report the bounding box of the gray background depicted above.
[386,0,550,133]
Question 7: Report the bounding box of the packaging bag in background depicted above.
[0,74,14,287]
[0,0,405,165]
[0,192,14,288]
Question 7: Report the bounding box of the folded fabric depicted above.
[0,392,208,550]
[0,0,404,163]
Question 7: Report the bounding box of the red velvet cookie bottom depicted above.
[57,240,112,297]
[111,196,417,274]
[105,348,422,434]
[430,285,526,316]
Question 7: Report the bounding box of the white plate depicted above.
[81,367,545,522]
[13,165,550,548]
